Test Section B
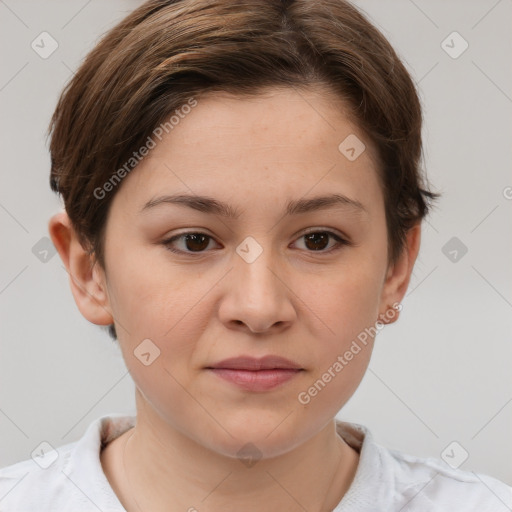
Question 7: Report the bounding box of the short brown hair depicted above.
[48,0,440,340]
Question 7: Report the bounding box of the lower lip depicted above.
[207,368,301,391]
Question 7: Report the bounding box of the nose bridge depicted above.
[234,235,280,302]
[218,234,295,332]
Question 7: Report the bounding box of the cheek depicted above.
[298,262,383,341]
[106,247,207,334]
[290,257,383,383]
[293,271,380,416]
[110,258,213,417]
[297,347,371,420]
[105,250,226,389]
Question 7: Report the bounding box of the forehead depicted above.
[165,86,374,158]
[109,86,383,219]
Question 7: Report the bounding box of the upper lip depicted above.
[206,355,303,371]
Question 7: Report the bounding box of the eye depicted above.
[162,232,218,255]
[162,229,350,256]
[291,229,350,253]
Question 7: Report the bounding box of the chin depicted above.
[201,414,308,461]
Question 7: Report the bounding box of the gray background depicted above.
[1,0,511,486]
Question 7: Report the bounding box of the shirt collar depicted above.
[62,413,136,511]
[62,415,384,511]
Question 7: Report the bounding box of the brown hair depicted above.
[48,0,440,340]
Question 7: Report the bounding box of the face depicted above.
[85,87,408,458]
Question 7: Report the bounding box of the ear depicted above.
[377,222,421,325]
[48,210,113,327]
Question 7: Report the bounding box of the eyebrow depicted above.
[140,193,368,218]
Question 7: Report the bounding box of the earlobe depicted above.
[48,210,113,327]
[377,223,421,325]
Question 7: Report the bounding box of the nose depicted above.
[217,242,297,335]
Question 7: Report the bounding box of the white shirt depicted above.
[1,414,511,511]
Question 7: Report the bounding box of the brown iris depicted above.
[303,232,330,251]
[183,234,210,252]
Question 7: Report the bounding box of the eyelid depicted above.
[298,226,347,238]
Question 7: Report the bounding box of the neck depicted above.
[115,402,359,512]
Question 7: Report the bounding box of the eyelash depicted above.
[161,229,351,256]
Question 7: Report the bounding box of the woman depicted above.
[1,1,510,510]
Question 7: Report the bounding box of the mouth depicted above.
[205,355,304,392]
[206,355,303,371]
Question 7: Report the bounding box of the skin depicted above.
[49,86,421,512]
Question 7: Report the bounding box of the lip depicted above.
[206,355,303,371]
[205,355,304,392]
